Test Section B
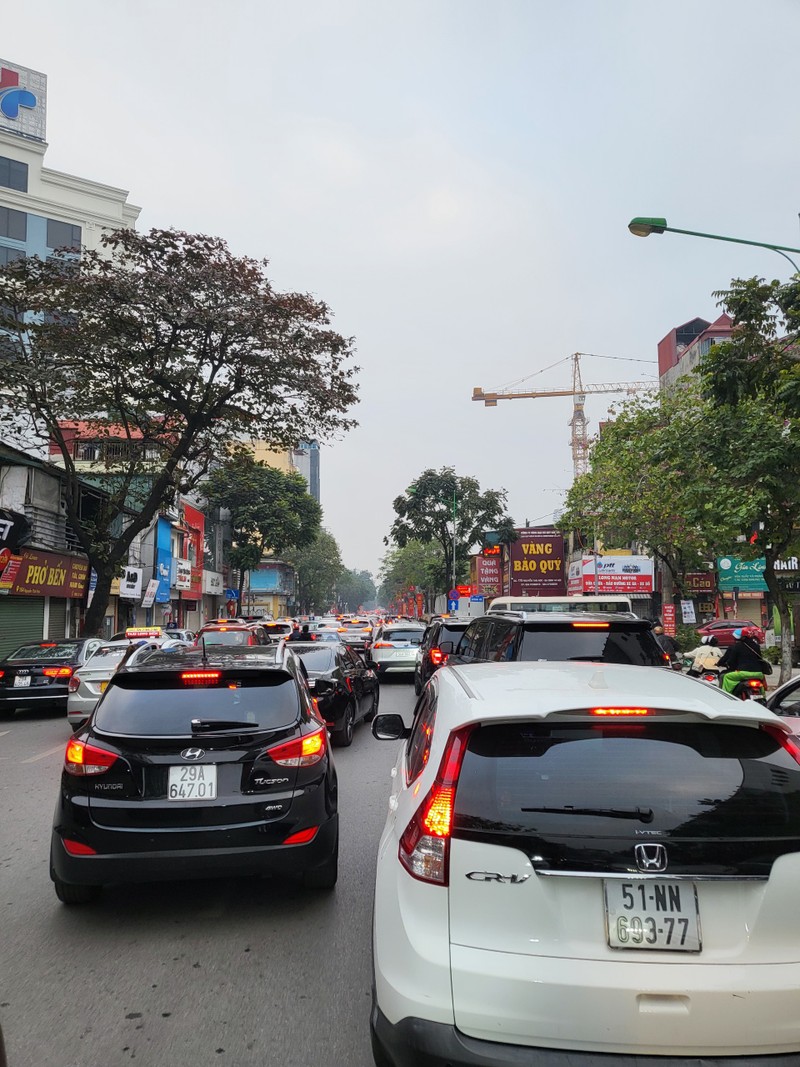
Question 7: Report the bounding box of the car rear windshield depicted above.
[94,672,299,735]
[441,624,469,644]
[199,630,251,646]
[295,648,335,671]
[454,721,800,840]
[82,649,129,670]
[265,623,293,633]
[382,630,424,644]
[8,642,80,661]
[518,626,664,665]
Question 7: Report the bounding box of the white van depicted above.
[487,594,634,615]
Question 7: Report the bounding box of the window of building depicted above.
[0,156,28,193]
[46,219,82,250]
[0,246,25,267]
[0,207,26,242]
[74,441,100,461]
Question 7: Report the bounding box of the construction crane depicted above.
[472,352,655,481]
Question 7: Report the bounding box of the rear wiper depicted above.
[522,805,654,823]
[191,718,257,732]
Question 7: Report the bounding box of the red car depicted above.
[695,618,765,647]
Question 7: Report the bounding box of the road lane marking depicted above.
[0,730,9,738]
[22,744,65,763]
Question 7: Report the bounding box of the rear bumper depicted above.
[0,688,67,709]
[371,1006,800,1067]
[50,813,338,887]
[372,658,417,675]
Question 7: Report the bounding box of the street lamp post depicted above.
[628,217,800,273]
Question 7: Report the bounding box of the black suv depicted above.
[447,611,666,666]
[50,645,338,904]
[414,616,471,694]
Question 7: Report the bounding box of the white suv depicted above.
[371,661,800,1065]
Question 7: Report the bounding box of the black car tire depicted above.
[53,878,101,905]
[332,700,356,747]
[413,670,422,696]
[302,837,338,890]
[363,686,379,723]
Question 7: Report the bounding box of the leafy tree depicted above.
[283,529,344,614]
[696,276,800,681]
[378,540,442,607]
[335,569,376,613]
[0,228,357,634]
[387,467,515,594]
[559,387,724,603]
[203,450,321,603]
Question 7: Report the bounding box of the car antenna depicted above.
[201,634,210,666]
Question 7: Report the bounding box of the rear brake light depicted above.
[399,725,474,886]
[429,647,446,666]
[68,675,81,693]
[43,666,73,678]
[761,722,800,765]
[572,622,610,629]
[337,628,347,633]
[591,707,649,716]
[40,643,58,647]
[63,838,97,856]
[372,642,393,649]
[0,670,4,678]
[282,826,319,845]
[181,671,222,684]
[64,739,118,776]
[747,679,765,689]
[266,726,327,767]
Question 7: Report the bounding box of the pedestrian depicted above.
[653,623,680,664]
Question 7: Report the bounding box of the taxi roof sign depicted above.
[125,627,162,639]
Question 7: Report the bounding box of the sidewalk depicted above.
[767,666,800,691]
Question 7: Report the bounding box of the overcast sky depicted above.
[7,1,800,577]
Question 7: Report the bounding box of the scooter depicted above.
[717,668,768,703]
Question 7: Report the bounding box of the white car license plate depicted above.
[167,764,217,801]
[13,675,31,688]
[604,880,701,951]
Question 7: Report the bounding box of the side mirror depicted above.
[440,640,454,655]
[372,713,410,740]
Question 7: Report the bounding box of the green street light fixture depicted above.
[628,217,800,273]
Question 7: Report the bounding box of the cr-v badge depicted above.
[466,871,530,884]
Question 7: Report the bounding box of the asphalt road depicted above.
[0,677,416,1067]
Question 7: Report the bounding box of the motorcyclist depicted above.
[717,627,771,695]
[653,623,680,664]
[684,635,723,675]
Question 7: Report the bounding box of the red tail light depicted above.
[282,826,319,845]
[68,675,81,693]
[266,726,327,767]
[399,725,474,886]
[43,666,73,678]
[181,670,222,685]
[428,647,446,667]
[63,838,97,856]
[746,679,765,690]
[0,670,4,678]
[372,642,394,649]
[572,622,610,630]
[64,739,118,776]
[761,722,800,765]
[591,707,649,717]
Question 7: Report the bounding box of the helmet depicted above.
[732,628,743,640]
[701,635,718,646]
[742,626,761,642]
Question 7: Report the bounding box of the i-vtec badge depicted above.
[466,871,530,884]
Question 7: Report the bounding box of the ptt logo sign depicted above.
[0,60,47,141]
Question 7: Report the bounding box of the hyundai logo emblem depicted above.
[180,747,205,761]
[634,843,667,873]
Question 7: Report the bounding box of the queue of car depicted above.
[4,598,800,1064]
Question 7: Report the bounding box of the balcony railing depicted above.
[23,504,82,553]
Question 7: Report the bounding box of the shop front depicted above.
[0,547,89,657]
[202,570,223,625]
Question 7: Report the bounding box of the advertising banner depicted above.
[182,501,205,598]
[119,566,143,600]
[716,557,767,592]
[663,603,677,636]
[155,517,172,604]
[476,555,502,598]
[685,571,715,594]
[0,547,88,598]
[680,600,697,624]
[567,555,653,594]
[202,570,223,596]
[508,528,566,597]
[174,559,191,591]
[141,579,160,609]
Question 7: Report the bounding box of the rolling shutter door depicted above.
[48,597,67,640]
[0,597,45,658]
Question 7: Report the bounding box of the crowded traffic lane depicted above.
[0,680,416,1067]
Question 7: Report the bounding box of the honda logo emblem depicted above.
[180,748,205,761]
[634,843,667,873]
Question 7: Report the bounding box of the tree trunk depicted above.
[82,563,116,636]
[764,556,793,685]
